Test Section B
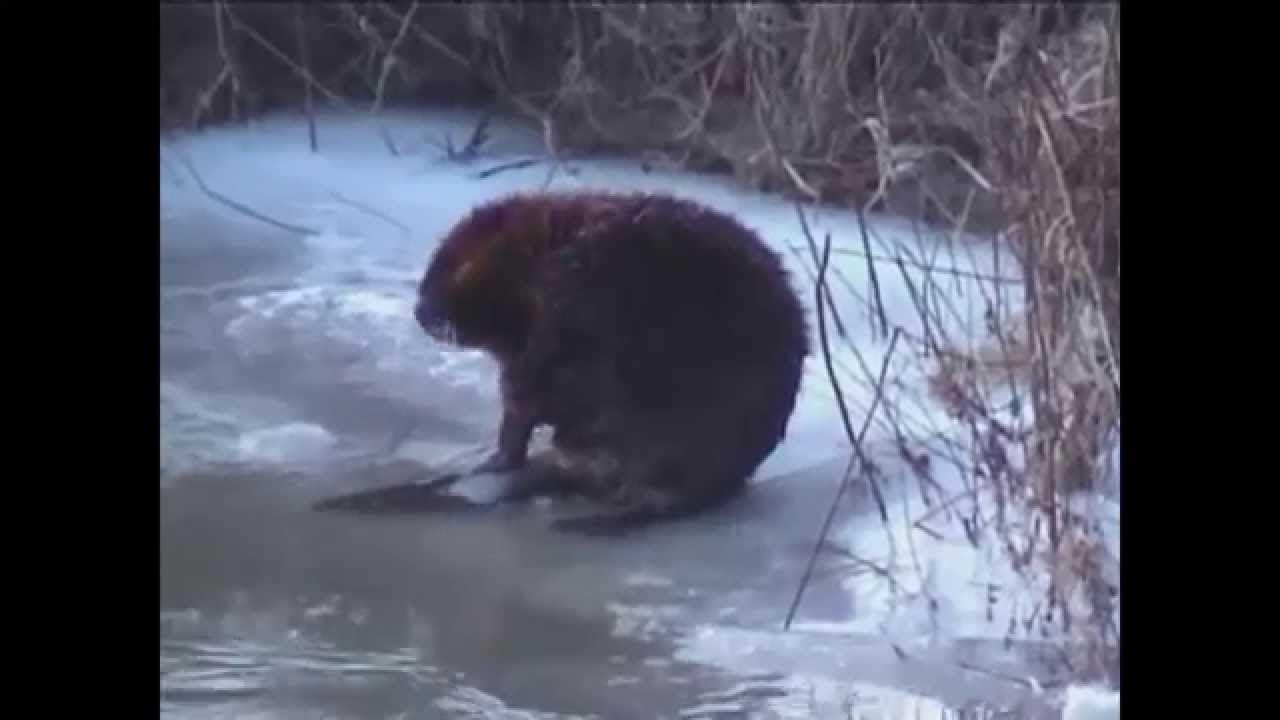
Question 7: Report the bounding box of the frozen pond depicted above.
[160,109,1104,718]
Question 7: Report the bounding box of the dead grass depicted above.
[785,5,1119,687]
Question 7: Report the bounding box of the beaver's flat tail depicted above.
[311,473,470,514]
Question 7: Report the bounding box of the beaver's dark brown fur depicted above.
[415,190,809,535]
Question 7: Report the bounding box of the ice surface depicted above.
[160,107,1118,714]
[1061,684,1120,720]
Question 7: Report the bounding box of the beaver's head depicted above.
[416,196,540,358]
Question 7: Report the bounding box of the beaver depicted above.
[414,190,809,535]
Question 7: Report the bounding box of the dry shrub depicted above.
[825,4,1119,686]
[160,3,1020,230]
[160,3,493,131]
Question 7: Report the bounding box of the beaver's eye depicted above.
[453,258,477,287]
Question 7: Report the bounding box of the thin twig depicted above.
[784,209,901,631]
[174,152,319,237]
[192,66,231,129]
[191,2,236,128]
[426,114,492,164]
[798,233,870,468]
[1033,104,1121,395]
[459,114,493,161]
[160,146,187,187]
[373,1,419,115]
[380,127,401,157]
[820,541,907,594]
[785,243,1022,286]
[793,204,851,341]
[378,4,478,77]
[856,207,890,339]
[214,1,241,122]
[537,114,567,191]
[893,252,940,357]
[858,329,903,513]
[785,242,861,344]
[474,158,541,179]
[294,2,318,152]
[225,5,349,108]
[328,192,411,236]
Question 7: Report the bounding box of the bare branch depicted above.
[856,207,890,339]
[328,192,411,237]
[474,158,541,179]
[784,205,902,631]
[294,2,318,152]
[372,1,420,115]
[377,4,478,77]
[174,151,319,237]
[224,5,350,108]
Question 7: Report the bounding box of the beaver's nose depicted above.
[414,299,436,331]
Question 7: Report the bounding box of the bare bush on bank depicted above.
[786,4,1118,688]
[161,1,1119,688]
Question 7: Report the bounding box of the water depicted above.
[161,461,1051,718]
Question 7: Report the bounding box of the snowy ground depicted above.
[160,107,1118,719]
